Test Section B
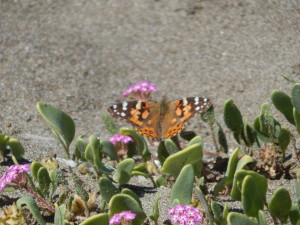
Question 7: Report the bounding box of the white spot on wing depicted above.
[122,102,128,110]
[113,105,117,109]
[136,101,141,109]
[183,98,188,105]
[121,112,126,117]
[204,98,208,102]
[194,97,199,105]
[195,106,200,111]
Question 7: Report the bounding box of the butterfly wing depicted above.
[108,101,160,139]
[161,97,212,139]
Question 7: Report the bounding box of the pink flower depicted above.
[0,164,30,192]
[167,205,204,225]
[121,81,157,101]
[109,134,133,145]
[109,211,137,225]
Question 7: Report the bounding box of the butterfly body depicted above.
[108,97,211,140]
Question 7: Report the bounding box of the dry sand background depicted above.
[1,0,300,224]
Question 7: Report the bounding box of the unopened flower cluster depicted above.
[121,81,157,99]
[109,211,136,225]
[0,164,30,192]
[167,205,204,225]
[109,134,133,145]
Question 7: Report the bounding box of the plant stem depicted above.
[24,186,55,213]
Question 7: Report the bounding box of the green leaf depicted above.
[278,127,290,157]
[201,105,215,125]
[98,177,120,202]
[258,210,267,225]
[149,194,159,223]
[242,120,257,147]
[37,102,75,151]
[222,203,229,225]
[75,136,87,161]
[17,196,46,225]
[121,189,142,209]
[120,128,151,161]
[268,187,292,223]
[100,140,118,161]
[157,141,169,166]
[185,136,204,148]
[211,201,222,224]
[109,194,146,225]
[37,167,52,197]
[215,122,228,153]
[293,108,300,134]
[214,148,239,197]
[296,177,300,199]
[80,213,109,225]
[227,212,258,225]
[236,155,254,171]
[31,162,44,180]
[195,187,214,223]
[223,99,243,142]
[102,111,119,135]
[72,174,89,203]
[241,175,264,217]
[289,204,300,225]
[292,83,300,113]
[54,203,67,225]
[231,170,267,202]
[155,175,168,187]
[7,138,24,159]
[170,164,194,205]
[113,158,135,185]
[271,90,295,125]
[161,143,203,179]
[164,139,179,154]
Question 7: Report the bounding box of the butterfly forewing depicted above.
[108,101,160,139]
[161,97,211,139]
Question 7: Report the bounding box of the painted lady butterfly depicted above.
[108,97,212,140]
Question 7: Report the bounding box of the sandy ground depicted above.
[1,0,300,224]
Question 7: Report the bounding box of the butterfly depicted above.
[108,97,212,140]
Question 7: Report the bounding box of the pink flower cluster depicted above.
[167,205,204,225]
[121,81,157,98]
[0,164,30,192]
[109,211,137,225]
[109,134,133,145]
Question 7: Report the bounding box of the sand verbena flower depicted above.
[109,211,137,225]
[109,134,133,159]
[0,164,30,192]
[167,205,204,225]
[121,81,157,101]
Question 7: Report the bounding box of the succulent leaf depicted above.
[160,143,203,179]
[7,138,24,159]
[80,213,109,225]
[271,90,295,125]
[289,203,300,225]
[268,187,292,223]
[292,83,300,113]
[170,164,194,205]
[164,139,179,154]
[98,177,120,202]
[113,158,135,185]
[109,194,146,225]
[227,212,258,225]
[16,196,46,225]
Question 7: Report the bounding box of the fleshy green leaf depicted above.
[113,158,135,185]
[170,164,194,205]
[37,102,75,152]
[161,143,203,178]
[98,177,120,202]
[109,194,146,225]
[268,187,292,223]
[7,138,24,159]
[292,83,300,113]
[80,213,109,225]
[271,90,295,125]
[227,212,258,225]
[17,196,46,225]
